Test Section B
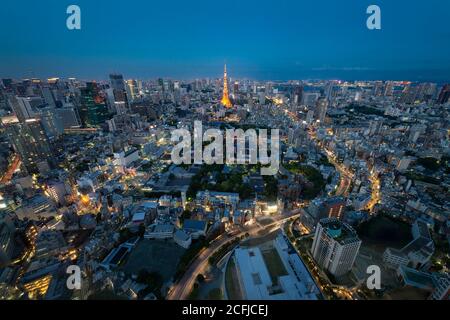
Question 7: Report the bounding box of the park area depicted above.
[356,215,412,252]
[351,214,414,292]
[283,163,326,199]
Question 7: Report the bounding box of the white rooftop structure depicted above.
[233,234,320,300]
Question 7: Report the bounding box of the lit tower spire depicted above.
[220,64,232,108]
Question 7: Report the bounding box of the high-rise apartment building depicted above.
[311,218,361,277]
[4,118,54,174]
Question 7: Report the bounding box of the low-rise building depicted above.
[383,219,434,269]
[15,194,57,221]
[174,229,192,249]
[182,219,207,239]
[144,224,174,240]
[113,148,140,168]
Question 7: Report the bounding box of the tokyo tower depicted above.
[220,64,232,108]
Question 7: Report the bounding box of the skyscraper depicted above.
[109,74,129,113]
[79,82,109,126]
[4,118,54,174]
[54,104,81,129]
[220,65,232,108]
[126,79,139,101]
[311,218,361,277]
[233,81,239,96]
[315,98,328,124]
[38,108,64,139]
[7,95,35,122]
[41,87,56,108]
[110,74,126,92]
[293,85,303,106]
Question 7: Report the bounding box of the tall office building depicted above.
[7,95,35,122]
[315,98,328,124]
[41,86,56,108]
[233,81,239,97]
[54,104,81,129]
[109,74,129,113]
[110,74,126,92]
[293,85,303,106]
[126,79,139,101]
[79,82,109,126]
[38,108,64,139]
[4,118,54,174]
[311,218,361,277]
[437,84,450,104]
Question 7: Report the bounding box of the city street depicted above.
[167,213,300,300]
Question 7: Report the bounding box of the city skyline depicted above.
[1,66,449,302]
[0,0,449,305]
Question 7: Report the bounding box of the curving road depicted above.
[167,213,300,300]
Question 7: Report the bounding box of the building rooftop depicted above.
[174,229,190,242]
[319,217,360,245]
[131,212,146,222]
[151,224,174,233]
[398,266,436,291]
[234,240,319,300]
[183,219,207,232]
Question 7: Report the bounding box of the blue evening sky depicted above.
[1,0,449,81]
